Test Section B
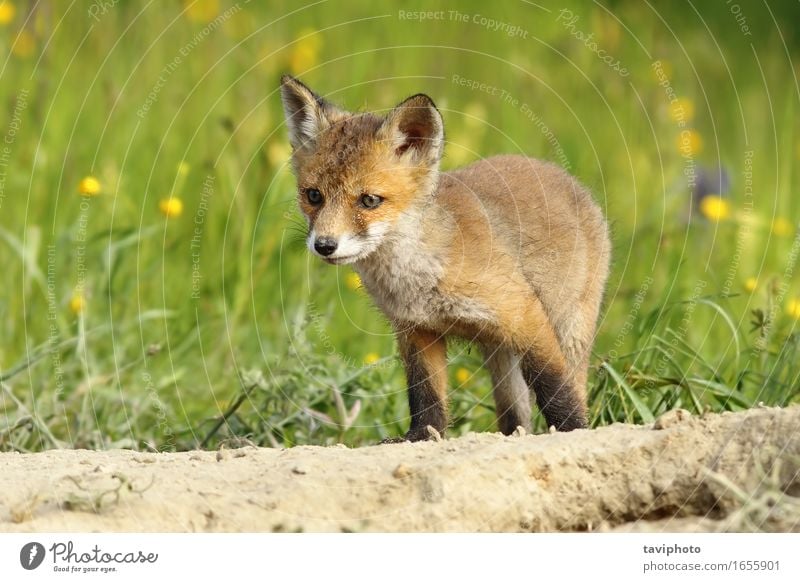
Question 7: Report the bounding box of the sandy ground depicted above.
[1,406,798,532]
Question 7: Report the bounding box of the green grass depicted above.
[0,0,798,451]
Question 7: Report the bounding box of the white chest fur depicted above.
[354,214,495,331]
[355,224,443,325]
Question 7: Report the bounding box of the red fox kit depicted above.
[280,75,611,441]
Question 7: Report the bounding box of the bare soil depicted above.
[1,406,799,532]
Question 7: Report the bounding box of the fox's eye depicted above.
[305,188,323,205]
[359,193,383,209]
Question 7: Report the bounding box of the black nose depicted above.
[314,236,338,256]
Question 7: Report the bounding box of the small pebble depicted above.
[392,464,411,479]
[653,408,692,430]
[132,456,156,464]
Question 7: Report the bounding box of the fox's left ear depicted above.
[280,75,344,150]
[380,94,444,166]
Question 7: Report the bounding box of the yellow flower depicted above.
[78,176,101,197]
[345,272,361,291]
[455,367,470,384]
[744,277,758,293]
[266,140,291,168]
[69,293,85,314]
[787,298,800,320]
[183,0,218,23]
[677,129,702,156]
[159,197,183,218]
[363,352,380,366]
[289,45,317,74]
[0,1,16,25]
[296,27,322,52]
[462,102,487,130]
[288,29,322,74]
[698,195,730,222]
[771,217,794,237]
[669,98,695,124]
[446,140,475,167]
[11,29,35,58]
[177,161,190,177]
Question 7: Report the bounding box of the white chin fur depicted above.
[307,228,386,263]
[325,255,359,265]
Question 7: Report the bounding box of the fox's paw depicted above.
[379,436,407,445]
[380,425,445,444]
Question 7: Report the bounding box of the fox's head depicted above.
[280,75,444,264]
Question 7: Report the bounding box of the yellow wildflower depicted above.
[78,176,101,197]
[787,298,800,320]
[677,129,702,156]
[345,272,361,291]
[159,197,183,218]
[462,102,487,130]
[11,29,35,58]
[363,353,380,366]
[183,0,218,23]
[744,277,758,293]
[455,367,470,384]
[669,98,695,124]
[267,140,291,168]
[0,1,16,25]
[296,27,321,52]
[698,195,730,222]
[445,140,474,167]
[69,293,85,314]
[288,29,322,74]
[771,217,794,237]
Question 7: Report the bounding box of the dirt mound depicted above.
[1,406,798,532]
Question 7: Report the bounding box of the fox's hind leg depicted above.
[482,345,530,435]
[520,350,587,431]
[553,263,609,412]
[506,302,588,431]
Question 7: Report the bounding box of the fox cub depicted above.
[280,75,611,442]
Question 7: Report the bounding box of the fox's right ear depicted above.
[280,75,342,150]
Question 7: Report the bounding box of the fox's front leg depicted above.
[396,327,448,442]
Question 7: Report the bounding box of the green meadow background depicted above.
[0,0,798,451]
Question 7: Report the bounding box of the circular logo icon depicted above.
[20,542,46,570]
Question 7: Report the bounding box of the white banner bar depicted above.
[1,533,798,581]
